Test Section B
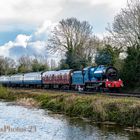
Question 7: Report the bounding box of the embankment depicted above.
[0,86,140,128]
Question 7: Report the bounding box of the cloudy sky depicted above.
[0,0,127,60]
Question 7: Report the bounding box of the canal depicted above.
[0,102,139,140]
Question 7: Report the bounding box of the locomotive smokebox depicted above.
[105,66,118,81]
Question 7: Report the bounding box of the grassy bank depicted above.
[0,86,140,127]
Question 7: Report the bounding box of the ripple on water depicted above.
[0,102,139,140]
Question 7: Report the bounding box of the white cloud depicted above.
[35,20,57,35]
[0,0,128,60]
[69,0,127,10]
[15,34,31,48]
[95,32,111,39]
[0,0,64,29]
[89,0,126,7]
[0,0,127,32]
[0,20,54,59]
[0,41,13,57]
[27,41,47,54]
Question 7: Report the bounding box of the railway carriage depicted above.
[0,76,10,86]
[23,72,42,87]
[42,69,73,89]
[0,76,6,85]
[10,74,24,87]
[42,71,56,88]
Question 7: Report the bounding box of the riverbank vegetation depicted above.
[0,86,140,128]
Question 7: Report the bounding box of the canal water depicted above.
[0,102,139,140]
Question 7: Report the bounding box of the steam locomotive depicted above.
[0,65,123,92]
[72,65,123,91]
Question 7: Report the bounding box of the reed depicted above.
[0,87,140,127]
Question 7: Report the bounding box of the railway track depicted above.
[66,90,140,98]
[95,92,140,98]
[12,88,140,98]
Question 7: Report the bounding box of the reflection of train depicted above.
[0,65,123,92]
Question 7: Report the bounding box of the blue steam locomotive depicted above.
[72,65,123,91]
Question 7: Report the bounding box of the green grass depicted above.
[0,86,16,101]
[0,86,140,127]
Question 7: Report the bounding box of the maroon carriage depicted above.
[42,70,73,89]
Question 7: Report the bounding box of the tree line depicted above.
[0,56,50,75]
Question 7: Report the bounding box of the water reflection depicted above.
[0,102,139,140]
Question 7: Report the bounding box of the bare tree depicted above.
[18,56,33,73]
[49,18,92,50]
[50,59,57,70]
[17,55,50,73]
[48,17,99,68]
[107,0,140,50]
[107,0,140,89]
[0,56,16,75]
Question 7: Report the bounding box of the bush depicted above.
[121,45,140,89]
[0,86,16,101]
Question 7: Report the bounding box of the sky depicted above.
[0,0,127,60]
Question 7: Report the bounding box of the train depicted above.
[0,65,123,92]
